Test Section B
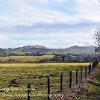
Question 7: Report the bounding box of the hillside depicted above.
[65,45,95,54]
[0,45,95,56]
[6,45,49,52]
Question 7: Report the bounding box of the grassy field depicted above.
[0,55,54,63]
[87,66,100,100]
[74,64,100,100]
[0,63,89,100]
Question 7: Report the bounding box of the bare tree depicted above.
[95,29,100,52]
[95,0,100,52]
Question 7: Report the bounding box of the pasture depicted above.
[0,55,54,63]
[0,63,89,100]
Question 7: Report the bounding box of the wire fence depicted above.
[0,61,99,100]
[26,61,99,100]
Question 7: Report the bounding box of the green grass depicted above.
[0,55,54,63]
[74,64,100,100]
[0,63,89,100]
[85,65,100,100]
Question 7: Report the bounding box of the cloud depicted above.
[7,0,48,3]
[0,34,10,47]
[75,0,100,22]
[0,0,100,28]
[0,1,77,27]
[0,0,99,48]
[34,0,48,3]
[53,0,66,3]
[0,27,96,48]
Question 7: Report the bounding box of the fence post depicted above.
[47,77,50,100]
[85,66,87,79]
[91,62,93,71]
[90,63,92,72]
[76,70,78,85]
[60,74,63,92]
[92,62,95,70]
[91,62,95,71]
[27,84,31,100]
[88,64,91,76]
[80,67,83,82]
[69,71,72,88]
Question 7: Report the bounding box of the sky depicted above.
[0,0,100,48]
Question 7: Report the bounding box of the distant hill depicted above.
[67,45,95,50]
[66,45,95,54]
[0,45,96,56]
[6,45,49,52]
[14,45,48,52]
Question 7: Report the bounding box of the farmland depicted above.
[0,55,54,63]
[0,62,89,100]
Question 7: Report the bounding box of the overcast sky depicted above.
[0,0,100,48]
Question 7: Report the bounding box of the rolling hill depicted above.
[0,45,95,56]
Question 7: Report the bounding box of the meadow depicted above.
[0,62,89,100]
[0,55,54,63]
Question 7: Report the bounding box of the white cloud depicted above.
[0,0,99,48]
[7,0,48,3]
[75,0,100,22]
[53,0,66,3]
[0,4,80,27]
[0,27,96,48]
[36,0,48,3]
[0,0,100,28]
[0,34,10,47]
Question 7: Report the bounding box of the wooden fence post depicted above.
[27,84,31,100]
[69,71,72,88]
[80,67,83,82]
[92,62,95,70]
[90,63,92,72]
[91,63,93,71]
[85,66,87,79]
[92,62,94,71]
[47,77,50,100]
[88,64,91,76]
[60,74,63,92]
[76,70,78,85]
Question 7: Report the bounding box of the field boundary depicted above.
[26,61,99,100]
